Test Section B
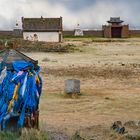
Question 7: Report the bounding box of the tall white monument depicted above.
[13,21,22,37]
[74,24,84,36]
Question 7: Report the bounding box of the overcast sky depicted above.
[0,0,140,30]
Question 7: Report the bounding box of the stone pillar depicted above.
[64,79,80,94]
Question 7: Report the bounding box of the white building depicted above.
[22,17,63,42]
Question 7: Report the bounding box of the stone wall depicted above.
[83,30,103,37]
[130,30,140,37]
[0,29,140,38]
[0,31,13,37]
[63,30,103,37]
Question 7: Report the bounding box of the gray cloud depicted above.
[47,0,95,11]
[0,0,140,30]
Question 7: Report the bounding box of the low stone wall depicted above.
[130,30,140,37]
[83,30,103,37]
[0,30,23,38]
[63,30,74,36]
[0,31,13,37]
[0,29,140,38]
[63,30,103,37]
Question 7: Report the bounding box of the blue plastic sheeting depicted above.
[0,60,42,129]
[12,61,34,72]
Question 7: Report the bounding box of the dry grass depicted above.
[23,38,140,140]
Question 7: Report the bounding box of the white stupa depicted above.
[13,21,22,37]
[74,24,84,36]
[14,21,21,29]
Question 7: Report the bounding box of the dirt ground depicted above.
[25,38,140,140]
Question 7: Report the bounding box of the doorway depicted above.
[111,27,122,38]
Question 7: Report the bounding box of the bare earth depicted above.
[25,38,140,140]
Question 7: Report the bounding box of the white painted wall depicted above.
[23,32,59,42]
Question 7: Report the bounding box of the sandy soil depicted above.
[25,38,140,140]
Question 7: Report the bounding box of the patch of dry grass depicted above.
[24,38,140,139]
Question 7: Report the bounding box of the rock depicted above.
[72,130,85,140]
[113,121,122,127]
[125,132,140,140]
[111,121,126,134]
[105,97,110,100]
[118,127,125,134]
[49,132,69,140]
[42,57,50,62]
[52,59,58,62]
[124,121,137,128]
[138,121,140,126]
[111,121,122,132]
[64,79,80,94]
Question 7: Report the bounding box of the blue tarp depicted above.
[0,60,42,129]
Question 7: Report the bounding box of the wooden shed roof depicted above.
[22,17,62,32]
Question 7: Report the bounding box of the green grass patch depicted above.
[92,38,128,42]
[0,131,18,140]
[63,35,100,39]
[0,129,49,140]
[64,36,129,43]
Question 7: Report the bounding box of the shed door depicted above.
[111,27,122,38]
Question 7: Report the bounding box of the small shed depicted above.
[22,16,63,42]
[102,17,129,38]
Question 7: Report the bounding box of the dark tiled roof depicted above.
[22,17,62,32]
[107,17,124,23]
[0,49,38,70]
